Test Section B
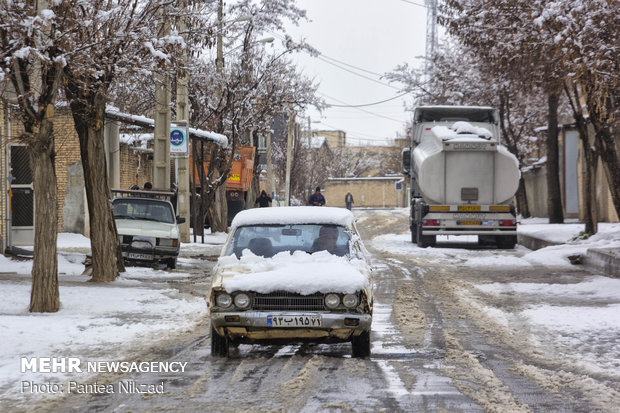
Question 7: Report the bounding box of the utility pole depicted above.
[176,0,190,242]
[153,3,171,189]
[284,109,295,206]
[265,123,274,203]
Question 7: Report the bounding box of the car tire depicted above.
[411,223,418,243]
[211,326,229,357]
[351,331,370,358]
[416,224,435,248]
[166,258,177,269]
[496,236,517,249]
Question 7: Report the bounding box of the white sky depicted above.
[281,0,428,146]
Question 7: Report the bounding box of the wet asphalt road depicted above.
[48,209,619,413]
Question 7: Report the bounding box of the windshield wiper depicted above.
[114,215,135,220]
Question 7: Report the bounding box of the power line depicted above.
[326,92,409,108]
[318,54,384,77]
[319,92,405,123]
[399,0,427,8]
[268,30,399,90]
[315,55,400,90]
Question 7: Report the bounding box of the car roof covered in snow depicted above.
[230,206,355,229]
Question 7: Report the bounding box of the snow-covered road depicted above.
[2,209,619,412]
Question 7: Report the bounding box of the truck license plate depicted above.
[458,205,481,212]
[128,252,153,260]
[267,315,322,328]
[459,220,481,225]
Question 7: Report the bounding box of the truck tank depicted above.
[413,125,520,205]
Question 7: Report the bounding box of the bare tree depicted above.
[61,1,175,281]
[0,1,71,311]
[187,0,321,230]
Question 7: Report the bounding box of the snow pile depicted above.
[431,124,492,140]
[0,280,206,393]
[218,250,370,295]
[520,222,620,267]
[451,121,493,138]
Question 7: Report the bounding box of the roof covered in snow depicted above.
[230,206,355,229]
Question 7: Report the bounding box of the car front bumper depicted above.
[211,311,372,341]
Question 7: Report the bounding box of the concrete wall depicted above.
[323,177,404,208]
[523,165,548,217]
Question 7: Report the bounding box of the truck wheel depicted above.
[496,236,517,249]
[351,331,371,358]
[411,224,418,243]
[416,224,435,248]
[211,326,229,357]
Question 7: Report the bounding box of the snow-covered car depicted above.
[208,206,373,358]
[111,189,184,269]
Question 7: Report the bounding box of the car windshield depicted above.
[225,224,350,258]
[112,199,175,224]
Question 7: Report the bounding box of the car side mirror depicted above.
[176,217,186,224]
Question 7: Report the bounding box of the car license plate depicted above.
[459,220,481,225]
[128,252,153,260]
[458,205,481,212]
[267,315,322,327]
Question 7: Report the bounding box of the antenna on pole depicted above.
[424,0,438,78]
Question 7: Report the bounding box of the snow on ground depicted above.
[474,276,620,376]
[367,214,620,378]
[0,279,207,403]
[0,232,222,405]
[370,219,620,269]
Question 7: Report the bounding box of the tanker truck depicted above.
[402,106,520,248]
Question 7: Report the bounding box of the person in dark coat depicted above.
[345,192,354,210]
[308,186,326,206]
[255,190,272,208]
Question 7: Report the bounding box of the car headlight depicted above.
[325,293,340,309]
[342,294,359,308]
[216,293,232,308]
[233,293,251,309]
[159,238,178,247]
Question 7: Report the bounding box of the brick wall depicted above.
[1,108,156,242]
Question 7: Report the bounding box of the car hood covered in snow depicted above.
[213,250,371,295]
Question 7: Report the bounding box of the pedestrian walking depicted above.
[255,190,272,208]
[345,192,354,210]
[308,186,326,206]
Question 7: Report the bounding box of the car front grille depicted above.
[252,291,325,311]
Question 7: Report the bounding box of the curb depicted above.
[583,248,620,277]
[518,233,620,277]
[517,234,560,251]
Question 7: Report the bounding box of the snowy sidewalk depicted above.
[0,231,227,409]
[518,219,620,277]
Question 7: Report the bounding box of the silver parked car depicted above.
[208,206,373,358]
[112,189,184,269]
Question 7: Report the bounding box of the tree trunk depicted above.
[576,117,597,235]
[546,92,564,223]
[29,117,59,312]
[593,126,620,221]
[515,177,530,218]
[564,83,597,234]
[67,90,124,281]
[208,181,228,232]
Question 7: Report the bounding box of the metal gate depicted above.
[8,144,34,246]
